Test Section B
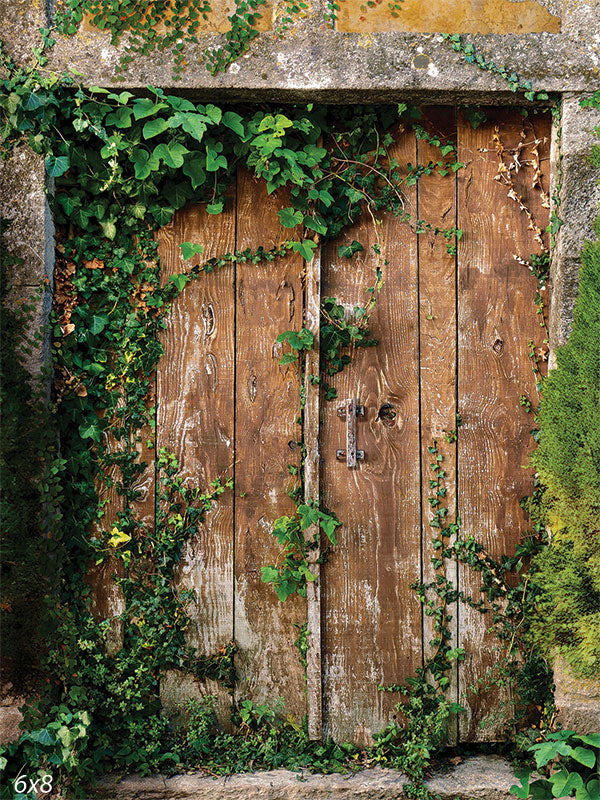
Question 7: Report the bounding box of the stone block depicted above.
[0,146,51,287]
[549,92,600,348]
[336,0,561,35]
[0,689,25,746]
[0,0,46,67]
[91,755,523,799]
[2,284,52,382]
[554,656,600,735]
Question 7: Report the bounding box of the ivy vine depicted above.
[0,29,560,799]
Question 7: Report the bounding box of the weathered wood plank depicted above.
[304,245,322,740]
[456,109,551,740]
[234,170,307,723]
[417,107,459,745]
[157,200,236,720]
[321,125,422,745]
[131,381,156,535]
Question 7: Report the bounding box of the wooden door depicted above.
[152,107,551,744]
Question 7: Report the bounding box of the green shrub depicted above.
[529,149,600,677]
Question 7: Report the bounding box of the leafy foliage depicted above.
[441,34,550,103]
[54,0,273,80]
[175,695,359,774]
[528,206,600,677]
[261,502,340,601]
[511,731,600,800]
[0,706,92,798]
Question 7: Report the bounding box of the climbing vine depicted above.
[53,0,407,78]
[0,20,567,799]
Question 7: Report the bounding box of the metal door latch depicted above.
[336,398,365,468]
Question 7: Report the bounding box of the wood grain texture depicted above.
[304,246,322,740]
[321,126,422,745]
[456,109,551,740]
[131,382,156,535]
[417,107,459,745]
[157,200,236,717]
[234,170,307,722]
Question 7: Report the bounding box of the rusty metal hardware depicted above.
[336,398,365,468]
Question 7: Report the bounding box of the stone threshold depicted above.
[91,754,519,799]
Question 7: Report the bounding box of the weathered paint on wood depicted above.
[417,107,460,745]
[320,125,422,746]
[304,246,323,739]
[157,200,236,719]
[456,109,551,740]
[233,170,307,723]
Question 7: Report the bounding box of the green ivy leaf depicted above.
[90,314,109,334]
[130,148,160,180]
[182,154,207,190]
[279,352,298,365]
[303,214,328,235]
[465,108,487,130]
[511,769,533,799]
[105,106,133,129]
[292,238,317,262]
[142,118,170,139]
[168,112,208,142]
[150,205,176,227]
[572,747,596,768]
[100,219,117,240]
[532,741,575,768]
[131,202,146,220]
[278,207,303,228]
[168,273,190,291]
[580,779,600,800]
[164,182,192,210]
[204,104,222,124]
[338,240,364,259]
[550,768,584,798]
[154,142,189,169]
[79,421,101,442]
[576,735,600,748]
[261,565,280,584]
[206,202,224,215]
[179,242,204,261]
[45,155,70,177]
[205,143,227,172]
[222,110,245,137]
[132,98,168,120]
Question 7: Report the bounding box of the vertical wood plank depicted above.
[131,382,156,535]
[321,126,422,745]
[234,171,307,722]
[156,200,236,719]
[304,246,322,739]
[457,109,551,740]
[417,107,459,745]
